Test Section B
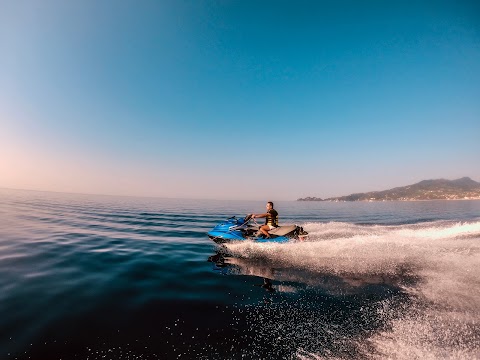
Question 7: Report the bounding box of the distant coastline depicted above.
[298,177,480,202]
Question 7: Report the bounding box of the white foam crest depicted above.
[391,221,480,240]
[303,220,480,242]
[301,221,379,240]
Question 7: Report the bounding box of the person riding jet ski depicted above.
[207,203,308,244]
[249,201,278,238]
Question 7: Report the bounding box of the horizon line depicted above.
[0,186,295,203]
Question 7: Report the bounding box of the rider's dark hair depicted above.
[267,201,274,208]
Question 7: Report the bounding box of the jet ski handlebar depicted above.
[244,214,259,225]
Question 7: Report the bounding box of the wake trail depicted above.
[226,220,480,359]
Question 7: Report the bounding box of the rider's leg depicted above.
[260,225,270,238]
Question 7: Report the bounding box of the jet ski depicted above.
[207,214,308,244]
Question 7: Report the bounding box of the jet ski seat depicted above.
[268,225,298,236]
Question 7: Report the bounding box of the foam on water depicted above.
[226,220,480,359]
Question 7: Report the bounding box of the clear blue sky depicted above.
[1,0,479,200]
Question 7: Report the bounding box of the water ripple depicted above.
[1,189,479,359]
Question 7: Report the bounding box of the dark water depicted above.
[1,189,479,359]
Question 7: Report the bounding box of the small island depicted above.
[298,177,480,202]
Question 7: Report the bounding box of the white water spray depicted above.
[226,220,480,359]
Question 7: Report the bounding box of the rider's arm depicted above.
[252,213,268,219]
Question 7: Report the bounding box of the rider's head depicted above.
[266,201,274,209]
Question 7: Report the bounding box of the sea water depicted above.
[0,189,479,359]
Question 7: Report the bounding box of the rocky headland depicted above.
[298,177,480,202]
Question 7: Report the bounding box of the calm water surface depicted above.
[1,189,479,359]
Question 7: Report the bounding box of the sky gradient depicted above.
[1,0,479,200]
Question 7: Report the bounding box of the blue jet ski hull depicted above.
[207,216,307,244]
[207,231,291,244]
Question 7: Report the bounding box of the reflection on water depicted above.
[208,249,419,297]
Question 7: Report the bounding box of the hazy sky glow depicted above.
[1,0,479,200]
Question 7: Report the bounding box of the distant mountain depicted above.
[297,177,480,201]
